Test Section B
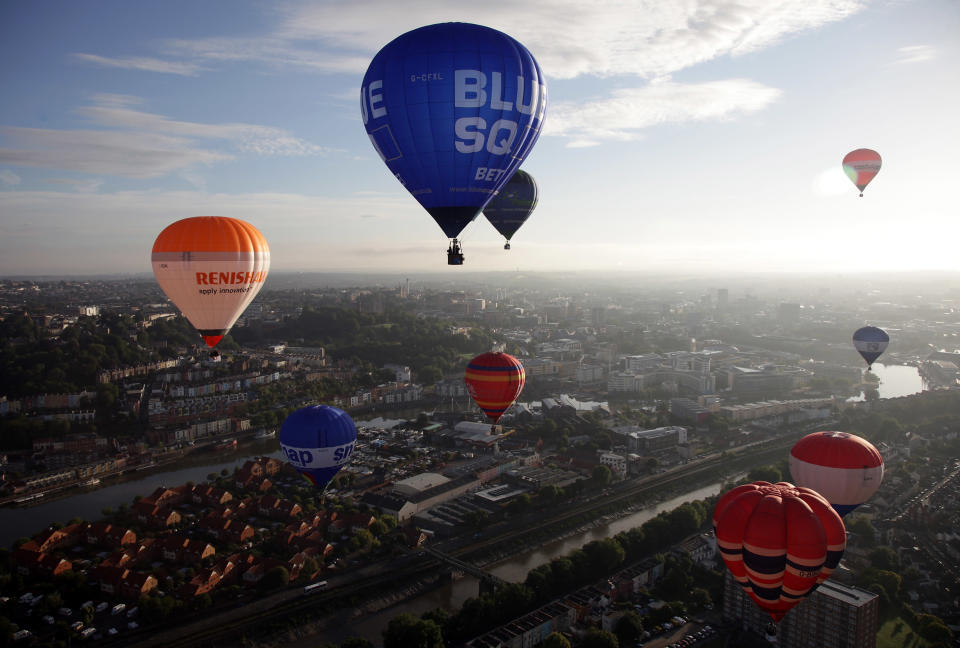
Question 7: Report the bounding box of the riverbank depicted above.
[0,432,277,509]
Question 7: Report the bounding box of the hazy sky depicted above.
[1,0,958,276]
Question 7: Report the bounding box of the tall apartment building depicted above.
[723,572,879,648]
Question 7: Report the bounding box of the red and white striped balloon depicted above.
[789,431,884,517]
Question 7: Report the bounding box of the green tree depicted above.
[508,493,532,515]
[845,515,876,546]
[747,465,781,483]
[463,510,490,533]
[614,611,644,646]
[592,464,612,486]
[259,566,290,591]
[690,587,712,609]
[349,528,376,552]
[382,613,444,648]
[541,632,571,648]
[341,638,375,648]
[418,366,443,384]
[583,538,626,574]
[917,614,953,644]
[869,547,899,571]
[580,628,619,648]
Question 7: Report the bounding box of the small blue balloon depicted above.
[361,23,547,239]
[279,405,357,490]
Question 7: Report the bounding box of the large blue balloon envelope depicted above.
[279,405,357,490]
[361,23,547,240]
[483,169,538,248]
[852,326,889,369]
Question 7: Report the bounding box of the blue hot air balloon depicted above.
[279,405,357,490]
[483,169,538,249]
[361,23,547,265]
[852,326,889,369]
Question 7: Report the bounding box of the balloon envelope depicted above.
[152,217,270,347]
[714,481,845,623]
[483,169,538,242]
[279,405,357,489]
[842,149,881,195]
[789,431,884,517]
[361,23,547,239]
[852,325,889,368]
[464,352,526,423]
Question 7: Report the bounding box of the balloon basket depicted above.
[765,622,778,644]
[447,239,465,265]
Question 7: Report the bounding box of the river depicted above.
[0,439,281,548]
[308,480,730,648]
[847,362,928,402]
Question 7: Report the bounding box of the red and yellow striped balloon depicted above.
[464,352,526,423]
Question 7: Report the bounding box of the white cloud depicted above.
[892,44,936,65]
[545,78,782,144]
[78,95,330,156]
[145,1,867,81]
[44,178,105,193]
[0,128,230,178]
[0,95,331,177]
[163,36,370,75]
[0,170,21,185]
[262,0,867,80]
[73,53,206,76]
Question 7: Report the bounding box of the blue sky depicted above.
[1,0,957,275]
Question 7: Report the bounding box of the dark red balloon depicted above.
[713,481,846,623]
[464,352,526,423]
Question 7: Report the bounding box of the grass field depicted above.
[876,616,930,648]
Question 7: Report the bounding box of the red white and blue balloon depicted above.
[789,431,884,517]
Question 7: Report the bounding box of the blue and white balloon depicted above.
[361,23,547,240]
[852,326,889,369]
[279,405,357,490]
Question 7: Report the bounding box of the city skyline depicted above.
[1,0,958,275]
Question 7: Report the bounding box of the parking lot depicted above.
[638,619,718,648]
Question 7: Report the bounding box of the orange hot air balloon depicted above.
[842,148,881,197]
[152,217,270,348]
[713,481,846,625]
[464,352,526,423]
